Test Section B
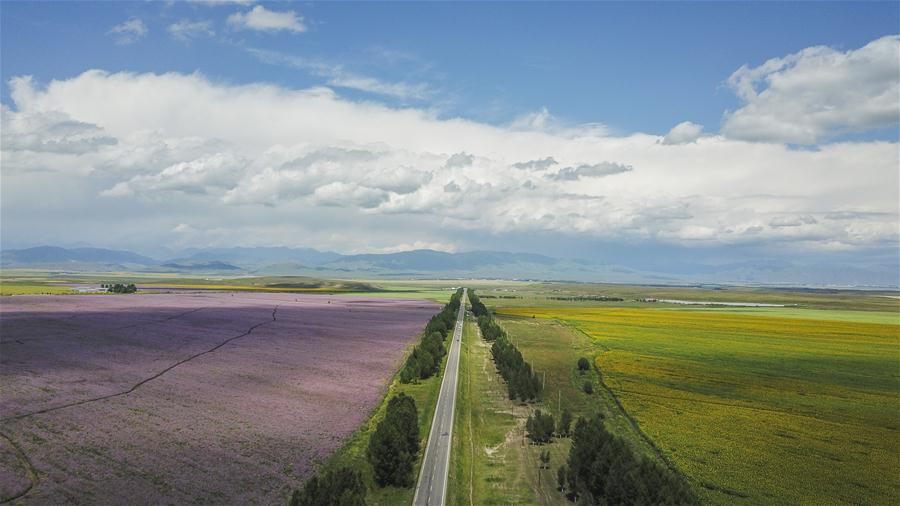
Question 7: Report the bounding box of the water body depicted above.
[656,299,785,307]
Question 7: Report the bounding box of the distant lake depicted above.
[657,299,785,307]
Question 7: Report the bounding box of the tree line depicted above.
[468,290,542,402]
[558,414,698,505]
[400,288,463,383]
[102,283,136,293]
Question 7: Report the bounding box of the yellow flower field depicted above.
[498,306,900,505]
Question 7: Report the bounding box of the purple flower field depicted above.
[0,293,437,504]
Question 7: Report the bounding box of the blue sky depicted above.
[1,1,898,284]
[3,1,897,135]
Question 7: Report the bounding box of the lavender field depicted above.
[0,293,437,504]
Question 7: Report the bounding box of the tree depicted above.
[368,422,414,487]
[291,466,366,506]
[526,409,555,444]
[577,357,590,372]
[582,381,593,395]
[558,408,573,437]
[539,449,551,469]
[385,393,419,456]
[367,393,420,487]
[557,465,568,493]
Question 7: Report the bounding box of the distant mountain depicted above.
[2,245,896,287]
[1,246,159,269]
[323,250,560,272]
[174,246,342,268]
[158,261,241,272]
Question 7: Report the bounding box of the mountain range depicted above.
[1,245,896,288]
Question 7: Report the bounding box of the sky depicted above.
[1,1,898,278]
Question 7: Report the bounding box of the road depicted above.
[413,287,466,506]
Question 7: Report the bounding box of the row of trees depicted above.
[102,283,136,293]
[490,333,542,402]
[400,288,463,383]
[560,415,698,505]
[470,291,507,342]
[469,290,489,318]
[468,290,543,402]
[367,392,421,487]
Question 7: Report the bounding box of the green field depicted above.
[498,305,900,505]
[447,308,674,505]
[470,282,899,312]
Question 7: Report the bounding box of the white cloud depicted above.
[312,182,389,208]
[108,18,148,45]
[661,121,703,145]
[445,152,474,168]
[101,153,245,197]
[509,107,610,137]
[722,35,900,144]
[546,162,633,181]
[363,241,458,254]
[1,103,116,155]
[246,47,430,100]
[512,157,557,171]
[769,215,818,228]
[227,5,305,34]
[189,0,254,5]
[168,20,215,42]
[2,69,897,255]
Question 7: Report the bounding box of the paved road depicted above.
[413,288,466,506]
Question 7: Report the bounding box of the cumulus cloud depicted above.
[108,18,148,45]
[168,20,215,42]
[101,153,245,197]
[1,103,116,154]
[512,157,557,171]
[445,152,474,168]
[227,5,306,33]
[312,182,389,208]
[722,35,900,144]
[2,69,897,254]
[769,215,818,228]
[509,107,610,137]
[661,121,703,145]
[546,162,633,181]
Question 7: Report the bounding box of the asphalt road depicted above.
[413,288,466,506]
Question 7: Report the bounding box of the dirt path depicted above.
[0,431,39,504]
